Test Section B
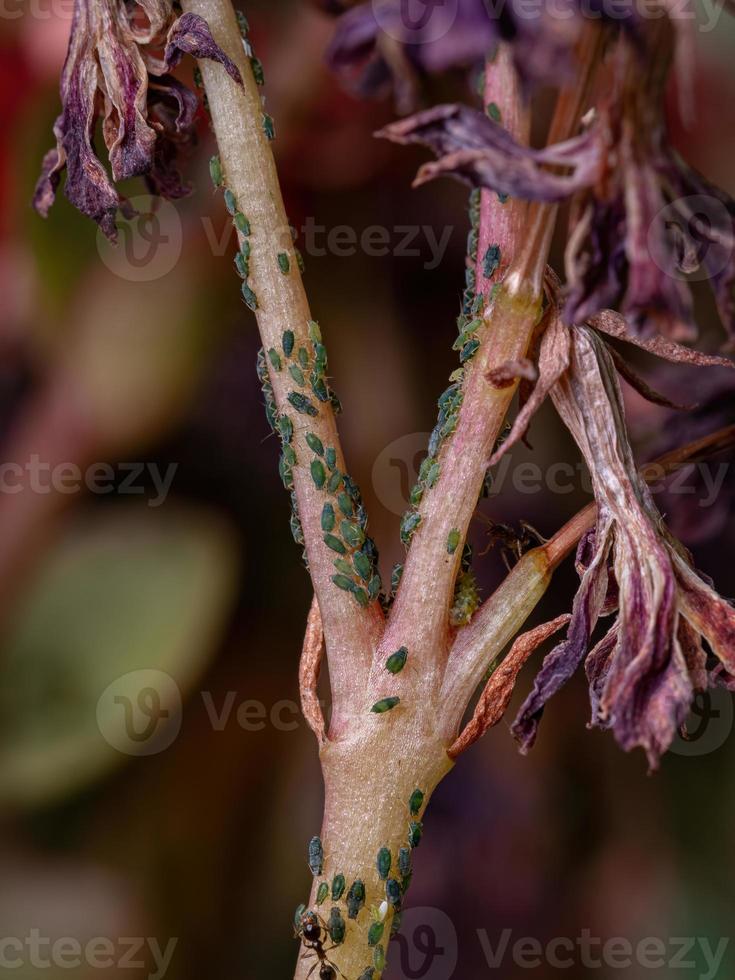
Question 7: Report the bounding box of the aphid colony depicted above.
[296,788,426,977]
[234,12,275,143]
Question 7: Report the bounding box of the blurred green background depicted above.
[0,2,734,978]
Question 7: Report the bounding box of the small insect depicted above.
[209,155,223,188]
[288,391,318,417]
[282,330,295,357]
[353,551,372,583]
[331,874,346,902]
[459,337,480,364]
[223,188,237,215]
[346,879,365,920]
[400,511,422,547]
[268,349,282,372]
[262,112,276,140]
[341,521,364,549]
[385,878,401,909]
[486,101,502,122]
[385,648,407,675]
[316,882,329,906]
[367,921,384,947]
[308,836,324,877]
[373,945,385,972]
[306,433,324,456]
[357,969,375,980]
[446,529,460,555]
[476,516,545,569]
[371,697,400,714]
[327,470,343,494]
[311,460,326,489]
[376,847,391,880]
[296,910,344,980]
[398,847,411,879]
[408,821,423,848]
[250,55,265,85]
[408,788,425,816]
[321,504,336,533]
[325,447,337,470]
[327,907,346,946]
[234,251,249,279]
[278,252,291,274]
[324,534,347,556]
[332,574,355,593]
[241,282,258,311]
[234,212,251,235]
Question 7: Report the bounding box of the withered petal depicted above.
[164,12,243,85]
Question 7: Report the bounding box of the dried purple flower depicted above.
[376,104,600,201]
[510,325,735,768]
[33,0,241,240]
[564,27,735,344]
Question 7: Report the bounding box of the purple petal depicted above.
[164,13,242,85]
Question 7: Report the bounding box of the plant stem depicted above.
[183,0,383,728]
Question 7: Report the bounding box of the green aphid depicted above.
[308,836,324,876]
[409,484,423,508]
[367,921,384,947]
[308,319,322,343]
[223,188,237,215]
[353,551,372,583]
[398,847,411,879]
[277,252,290,274]
[288,391,318,417]
[297,347,309,369]
[385,647,408,675]
[330,391,343,414]
[486,101,502,122]
[426,462,441,488]
[357,970,375,980]
[391,563,404,592]
[408,821,423,848]
[324,534,346,555]
[290,509,304,547]
[279,455,293,491]
[234,251,249,279]
[328,907,346,946]
[241,238,251,258]
[193,66,203,90]
[283,444,297,467]
[209,155,223,188]
[313,341,328,371]
[385,878,402,909]
[329,874,346,902]
[327,470,343,494]
[373,946,385,972]
[241,282,258,311]
[235,10,249,34]
[334,558,354,577]
[268,348,282,372]
[341,521,364,549]
[316,882,329,906]
[332,573,355,592]
[390,912,402,937]
[282,330,295,357]
[311,459,326,489]
[371,697,400,714]
[450,568,480,626]
[459,338,480,363]
[447,529,460,555]
[368,574,381,601]
[293,903,306,932]
[346,879,365,920]
[353,587,370,608]
[408,788,425,815]
[250,55,265,85]
[321,503,336,532]
[295,249,305,273]
[328,491,348,518]
[277,415,293,444]
[400,511,422,546]
[325,447,337,470]
[311,375,329,403]
[376,847,391,880]
[306,432,324,456]
[262,113,276,140]
[289,364,305,386]
[234,212,251,235]
[483,243,501,279]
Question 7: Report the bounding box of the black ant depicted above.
[296,909,348,980]
[476,515,546,569]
